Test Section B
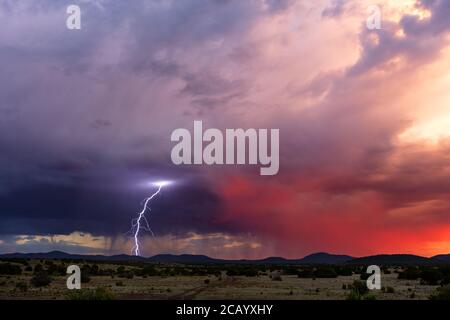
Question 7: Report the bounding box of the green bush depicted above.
[429,285,450,300]
[33,264,44,274]
[297,269,314,278]
[81,272,91,283]
[283,268,300,276]
[441,276,450,286]
[0,263,22,275]
[30,272,52,287]
[48,264,66,276]
[359,272,370,280]
[398,267,421,280]
[66,287,115,300]
[314,266,338,278]
[337,267,353,277]
[383,286,395,293]
[346,280,375,300]
[226,267,258,277]
[382,268,391,274]
[346,289,361,300]
[421,269,443,285]
[116,266,125,273]
[141,266,159,276]
[15,281,28,292]
[117,269,134,279]
[90,265,100,275]
[350,280,369,296]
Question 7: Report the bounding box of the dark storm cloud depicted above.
[0,156,227,236]
[0,0,275,237]
[2,0,450,258]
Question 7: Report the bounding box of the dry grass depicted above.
[0,266,439,300]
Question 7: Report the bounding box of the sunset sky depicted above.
[1,0,450,259]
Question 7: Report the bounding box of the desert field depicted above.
[0,259,447,300]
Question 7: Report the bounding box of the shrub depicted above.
[225,267,258,277]
[242,269,258,277]
[283,268,299,276]
[15,281,28,292]
[270,271,282,281]
[90,265,100,275]
[398,267,421,280]
[51,264,67,276]
[350,280,369,296]
[385,286,395,293]
[66,287,115,300]
[297,269,314,278]
[337,267,353,277]
[33,264,44,274]
[421,269,443,286]
[116,266,125,274]
[314,266,338,278]
[0,263,22,275]
[117,270,134,279]
[31,272,52,287]
[429,285,450,300]
[441,276,450,286]
[81,272,91,283]
[346,290,361,300]
[141,266,159,277]
[359,272,370,281]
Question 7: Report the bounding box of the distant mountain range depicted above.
[347,254,437,265]
[433,254,450,262]
[1,250,449,265]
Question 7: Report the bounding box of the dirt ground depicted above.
[0,269,439,300]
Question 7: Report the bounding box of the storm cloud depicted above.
[1,0,450,258]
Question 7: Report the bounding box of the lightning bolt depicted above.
[130,184,163,256]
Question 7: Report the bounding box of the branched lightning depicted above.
[130,184,162,256]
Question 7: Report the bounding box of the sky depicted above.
[0,0,450,259]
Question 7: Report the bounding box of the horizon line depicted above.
[1,250,449,260]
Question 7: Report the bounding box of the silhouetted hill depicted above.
[299,252,354,264]
[148,254,222,264]
[1,251,449,265]
[0,251,146,262]
[253,257,290,264]
[433,254,450,262]
[347,254,434,265]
